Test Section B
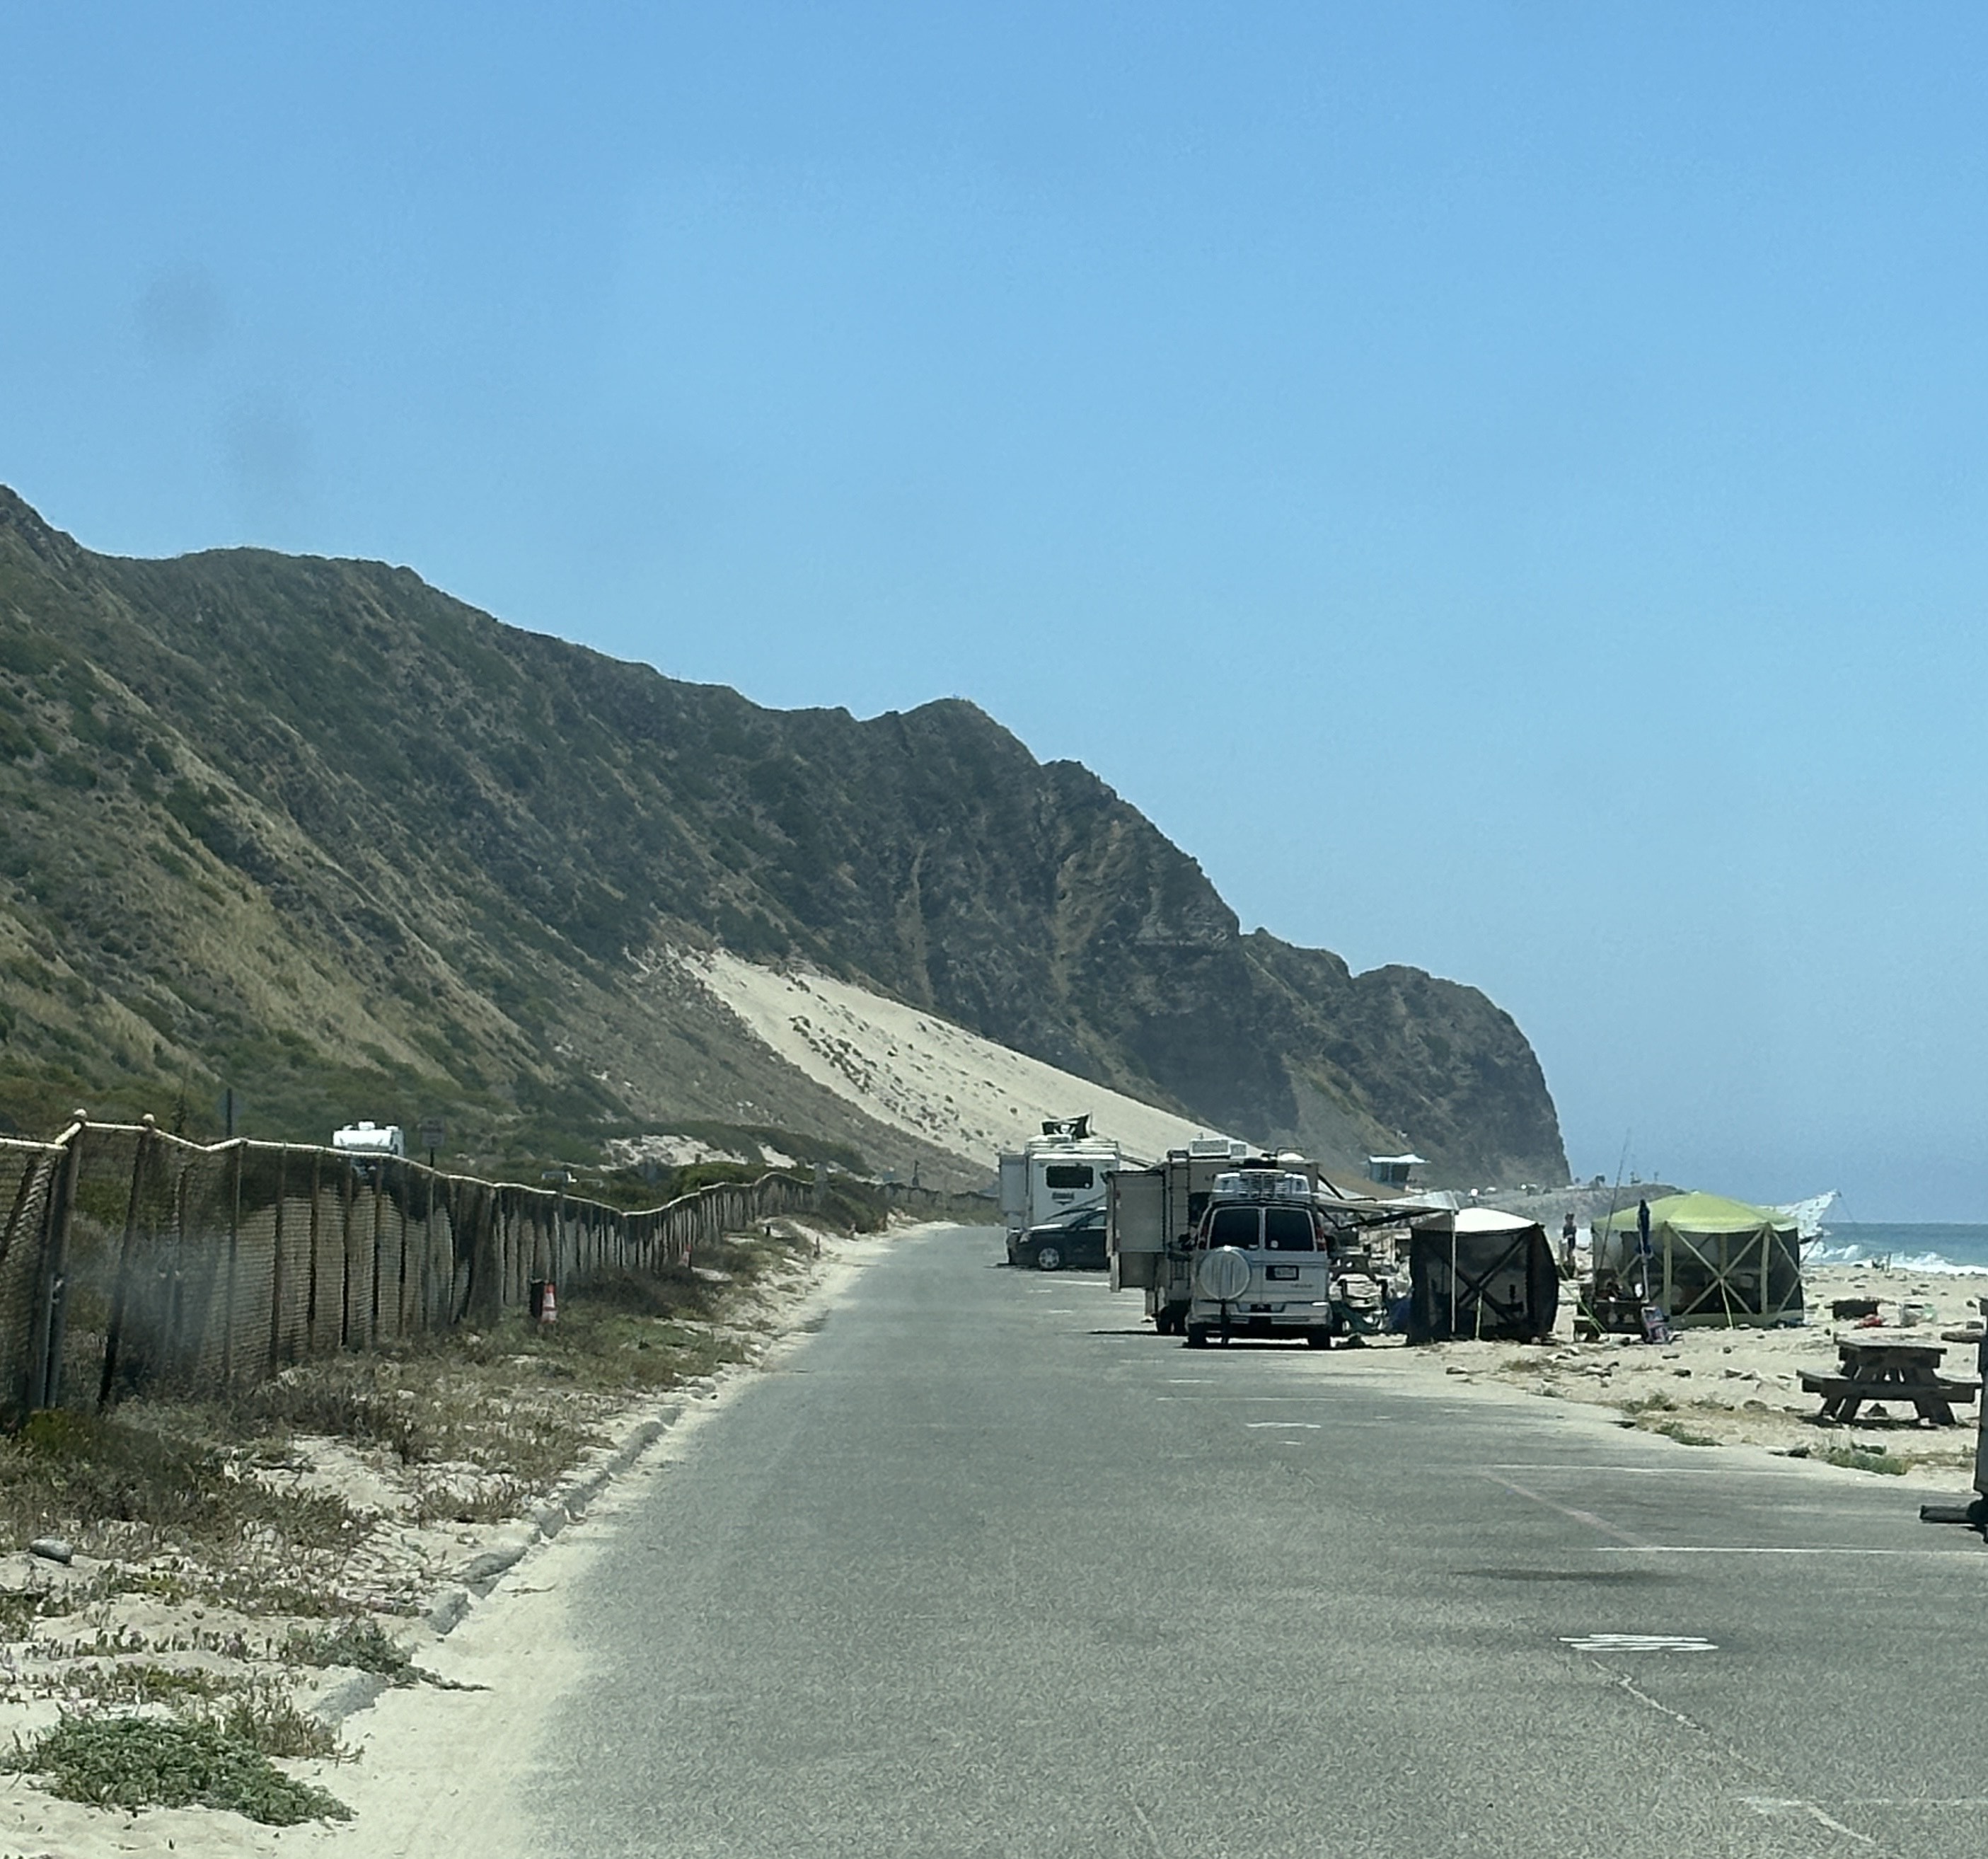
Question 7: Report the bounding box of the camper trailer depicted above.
[1106,1138,1252,1333]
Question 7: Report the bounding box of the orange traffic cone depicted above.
[540,1282,557,1323]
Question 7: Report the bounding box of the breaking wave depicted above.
[1806,1225,1988,1277]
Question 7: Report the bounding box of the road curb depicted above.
[316,1396,688,1727]
[447,1395,684,1601]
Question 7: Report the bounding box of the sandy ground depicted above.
[677,945,1225,1166]
[1385,1259,1988,1487]
[604,1131,798,1171]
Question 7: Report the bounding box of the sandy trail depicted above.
[1371,1257,1987,1490]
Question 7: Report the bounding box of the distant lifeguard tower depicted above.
[1366,1151,1426,1189]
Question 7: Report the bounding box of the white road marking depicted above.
[1596,1545,1985,1558]
[1489,1463,1805,1475]
[1561,1633,1717,1652]
[1127,1792,1172,1858]
[1836,1798,1988,1808]
[1245,1421,1324,1429]
[1740,1798,1876,1843]
[1482,1472,1651,1549]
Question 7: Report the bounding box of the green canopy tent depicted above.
[1593,1192,1804,1328]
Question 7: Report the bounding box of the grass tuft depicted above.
[8,1711,349,1824]
[0,1408,359,1561]
[283,1617,417,1686]
[1650,1419,1720,1448]
[1818,1444,1908,1475]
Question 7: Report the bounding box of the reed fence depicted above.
[0,1117,818,1415]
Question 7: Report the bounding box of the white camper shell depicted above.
[333,1121,405,1158]
[998,1117,1124,1262]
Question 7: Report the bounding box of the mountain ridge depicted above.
[0,487,1566,1186]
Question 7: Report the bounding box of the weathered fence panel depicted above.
[0,1119,817,1414]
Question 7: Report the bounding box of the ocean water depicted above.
[1808,1222,1988,1276]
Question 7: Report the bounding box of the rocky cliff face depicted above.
[0,488,1566,1184]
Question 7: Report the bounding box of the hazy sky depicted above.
[5,4,1985,1217]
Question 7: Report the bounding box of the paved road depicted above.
[530,1225,1988,1857]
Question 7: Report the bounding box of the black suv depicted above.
[1010,1205,1109,1272]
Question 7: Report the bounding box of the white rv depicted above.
[333,1120,405,1158]
[1106,1137,1253,1332]
[998,1117,1124,1262]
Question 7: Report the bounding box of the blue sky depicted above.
[5,4,1986,1216]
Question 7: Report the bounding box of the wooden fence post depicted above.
[28,1114,85,1411]
[165,1160,188,1379]
[369,1169,385,1347]
[339,1162,355,1349]
[394,1161,411,1340]
[305,1150,322,1352]
[221,1140,242,1386]
[267,1146,288,1379]
[98,1117,154,1410]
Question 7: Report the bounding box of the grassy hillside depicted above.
[0,488,1566,1185]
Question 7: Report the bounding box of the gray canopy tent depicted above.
[1407,1207,1559,1343]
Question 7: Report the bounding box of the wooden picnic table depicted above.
[1801,1336,1982,1427]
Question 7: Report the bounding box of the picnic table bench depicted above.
[1801,1337,1981,1426]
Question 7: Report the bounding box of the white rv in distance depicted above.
[998,1117,1125,1261]
[333,1121,405,1158]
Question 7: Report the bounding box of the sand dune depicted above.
[675,947,1227,1169]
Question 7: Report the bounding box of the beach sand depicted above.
[1382,1259,1987,1490]
[680,945,1227,1166]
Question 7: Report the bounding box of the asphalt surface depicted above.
[531,1224,1988,1857]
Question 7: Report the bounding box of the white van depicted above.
[1184,1167,1336,1347]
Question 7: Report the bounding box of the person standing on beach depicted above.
[1561,1211,1578,1276]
